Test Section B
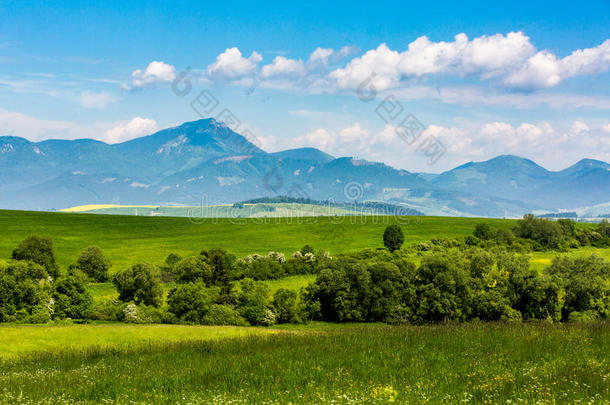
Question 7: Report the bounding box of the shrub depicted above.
[272,288,298,323]
[383,225,404,252]
[414,253,474,323]
[52,277,93,319]
[473,223,494,240]
[513,214,563,249]
[160,253,182,282]
[465,235,480,246]
[202,304,247,326]
[167,282,218,324]
[503,253,562,321]
[494,229,515,245]
[25,305,52,324]
[0,260,51,322]
[237,255,285,280]
[597,219,610,238]
[75,246,111,282]
[200,249,236,300]
[548,255,610,320]
[91,298,123,321]
[112,263,163,307]
[302,258,415,323]
[122,303,140,323]
[165,253,182,266]
[12,235,59,278]
[173,256,212,283]
[300,245,315,255]
[236,278,271,325]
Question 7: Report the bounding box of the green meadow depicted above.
[0,209,515,272]
[0,322,608,404]
[1,209,609,404]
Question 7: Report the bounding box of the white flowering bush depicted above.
[268,251,286,263]
[243,253,264,263]
[123,303,140,323]
[261,308,277,326]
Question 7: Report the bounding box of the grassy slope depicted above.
[1,322,607,403]
[0,209,514,272]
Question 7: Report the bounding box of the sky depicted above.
[1,0,609,172]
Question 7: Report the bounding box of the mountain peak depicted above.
[561,158,610,176]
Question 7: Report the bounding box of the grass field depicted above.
[0,324,274,360]
[0,322,607,404]
[0,209,517,272]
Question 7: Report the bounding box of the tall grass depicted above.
[0,322,608,404]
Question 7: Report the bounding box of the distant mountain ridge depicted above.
[1,118,608,217]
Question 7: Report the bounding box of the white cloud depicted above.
[330,32,537,91]
[569,120,590,135]
[102,117,158,143]
[339,123,369,142]
[504,51,561,89]
[461,32,536,76]
[207,48,262,80]
[330,43,402,91]
[307,46,356,67]
[504,39,610,89]
[602,123,610,133]
[560,39,610,77]
[79,91,115,108]
[398,34,470,76]
[130,61,176,88]
[308,47,334,66]
[261,56,306,78]
[298,128,334,151]
[330,33,610,92]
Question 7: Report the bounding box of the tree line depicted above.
[1,216,609,325]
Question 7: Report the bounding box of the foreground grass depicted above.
[0,210,515,272]
[0,322,607,404]
[0,324,274,360]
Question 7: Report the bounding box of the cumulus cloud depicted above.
[330,43,402,91]
[602,123,610,133]
[79,91,115,108]
[504,51,562,89]
[206,48,262,80]
[329,33,610,92]
[126,33,609,100]
[101,117,158,143]
[129,61,176,89]
[261,56,306,78]
[330,32,537,91]
[504,39,610,89]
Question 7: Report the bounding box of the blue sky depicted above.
[1,0,609,172]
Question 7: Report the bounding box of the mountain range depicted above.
[1,118,609,217]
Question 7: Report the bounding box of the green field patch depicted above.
[0,210,515,273]
[0,323,275,360]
